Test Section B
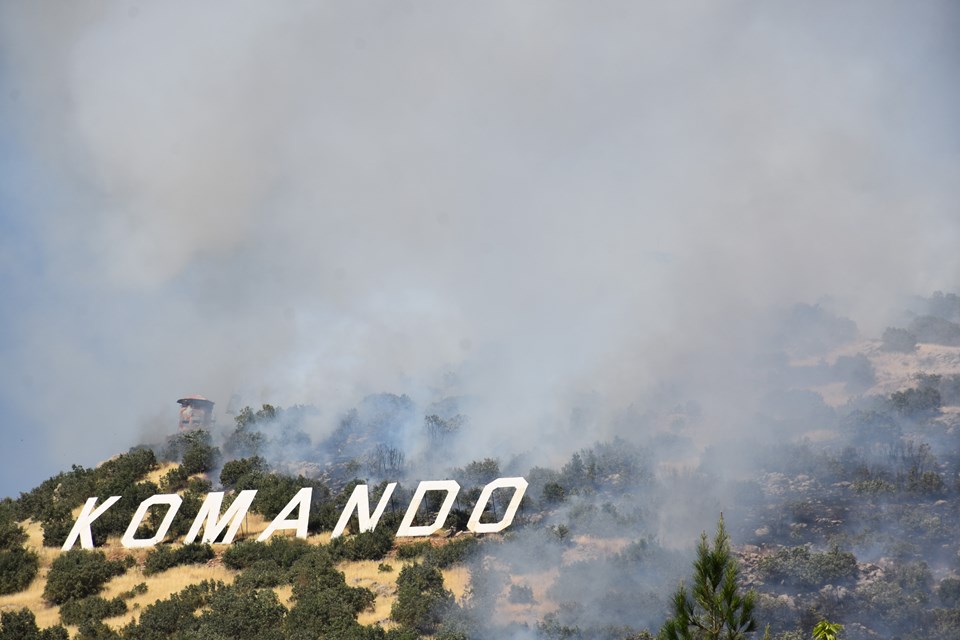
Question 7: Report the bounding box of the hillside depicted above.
[5,304,960,639]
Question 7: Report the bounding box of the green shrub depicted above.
[59,595,127,625]
[0,511,26,552]
[759,545,857,588]
[119,582,148,599]
[0,548,39,595]
[852,478,896,495]
[43,549,127,605]
[40,505,75,548]
[182,442,220,475]
[508,583,535,604]
[234,559,289,589]
[329,527,395,562]
[222,537,314,572]
[929,608,960,640]
[391,563,455,634]
[158,466,189,493]
[891,386,942,416]
[15,466,96,523]
[94,449,158,495]
[0,608,69,640]
[74,619,120,639]
[909,315,960,346]
[396,541,431,559]
[285,561,375,640]
[220,456,268,487]
[881,327,917,352]
[854,562,932,634]
[542,482,566,505]
[195,586,286,640]
[939,577,960,608]
[121,580,222,640]
[143,543,214,575]
[423,536,479,569]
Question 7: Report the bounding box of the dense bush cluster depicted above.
[391,563,455,634]
[0,500,38,595]
[59,595,127,625]
[759,546,857,588]
[143,543,214,575]
[0,609,68,640]
[43,549,128,605]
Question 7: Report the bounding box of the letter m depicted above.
[184,490,257,545]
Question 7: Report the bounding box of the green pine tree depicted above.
[659,515,758,640]
[812,620,843,640]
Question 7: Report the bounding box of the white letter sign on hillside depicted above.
[396,480,461,537]
[467,476,528,533]
[331,482,397,539]
[257,487,313,541]
[184,490,257,545]
[121,494,182,548]
[62,476,527,550]
[62,496,121,551]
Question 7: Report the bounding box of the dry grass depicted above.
[798,340,960,408]
[442,565,470,604]
[144,462,180,487]
[101,562,239,630]
[274,584,294,607]
[0,560,61,629]
[0,519,64,628]
[340,559,398,627]
[0,528,557,637]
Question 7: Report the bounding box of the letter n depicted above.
[330,483,397,539]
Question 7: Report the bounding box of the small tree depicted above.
[812,620,843,640]
[659,516,757,640]
[391,563,455,634]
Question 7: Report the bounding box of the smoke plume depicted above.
[0,1,958,501]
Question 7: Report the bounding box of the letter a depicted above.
[258,487,315,541]
[331,483,397,538]
[62,496,122,550]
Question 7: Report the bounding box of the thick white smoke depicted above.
[0,1,957,496]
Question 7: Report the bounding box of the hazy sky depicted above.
[1,1,958,498]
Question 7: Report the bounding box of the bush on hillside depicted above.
[120,580,222,640]
[43,549,128,605]
[0,609,69,640]
[881,327,918,352]
[59,595,127,626]
[143,543,214,575]
[391,563,455,634]
[0,548,39,595]
[759,545,857,588]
